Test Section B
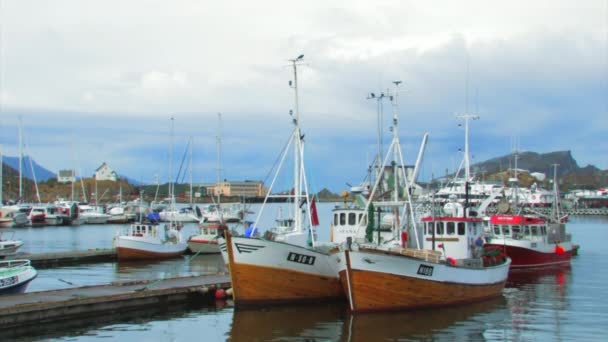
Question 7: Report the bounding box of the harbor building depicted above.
[94,162,118,181]
[57,170,75,183]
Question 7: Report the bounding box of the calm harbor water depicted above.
[6,203,608,341]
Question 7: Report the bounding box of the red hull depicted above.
[485,244,572,269]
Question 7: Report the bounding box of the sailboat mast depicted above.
[0,145,3,204]
[216,113,222,207]
[291,55,304,232]
[169,117,174,206]
[189,136,193,206]
[18,116,22,201]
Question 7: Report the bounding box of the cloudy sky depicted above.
[0,0,606,192]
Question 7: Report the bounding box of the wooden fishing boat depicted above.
[340,210,510,312]
[220,55,344,305]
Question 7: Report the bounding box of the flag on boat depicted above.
[310,196,320,226]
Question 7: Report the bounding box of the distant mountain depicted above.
[2,155,56,182]
[469,150,607,190]
[470,151,580,177]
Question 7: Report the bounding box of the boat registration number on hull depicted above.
[417,264,434,277]
[287,252,316,265]
[0,275,18,288]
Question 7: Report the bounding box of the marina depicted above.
[0,3,605,340]
[0,212,605,340]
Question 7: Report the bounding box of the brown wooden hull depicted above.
[225,233,344,304]
[116,247,185,261]
[340,268,505,312]
[229,262,344,304]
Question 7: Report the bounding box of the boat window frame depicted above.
[348,213,357,226]
[334,213,339,226]
[531,225,539,236]
[493,225,501,235]
[458,222,466,235]
[524,225,531,236]
[436,222,444,235]
[447,221,455,235]
[512,225,522,239]
[339,213,346,226]
[502,225,511,237]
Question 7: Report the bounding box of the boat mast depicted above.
[367,91,388,186]
[456,114,479,182]
[552,163,561,220]
[216,113,223,222]
[0,144,3,204]
[290,55,304,232]
[169,117,175,211]
[392,81,401,205]
[189,136,193,206]
[18,116,22,201]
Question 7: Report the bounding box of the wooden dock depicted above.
[0,274,231,331]
[6,249,117,268]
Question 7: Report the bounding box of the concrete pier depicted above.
[0,274,230,330]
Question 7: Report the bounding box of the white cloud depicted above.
[0,0,606,189]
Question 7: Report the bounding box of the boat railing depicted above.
[0,259,31,268]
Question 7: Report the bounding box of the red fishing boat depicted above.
[484,214,573,268]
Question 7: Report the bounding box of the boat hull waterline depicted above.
[223,233,344,305]
[341,249,511,312]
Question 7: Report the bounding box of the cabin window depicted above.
[502,225,511,237]
[425,222,431,235]
[541,226,547,235]
[458,222,466,235]
[340,213,346,225]
[512,225,522,239]
[334,214,338,226]
[436,222,444,235]
[348,213,357,225]
[447,222,455,235]
[531,226,539,236]
[358,214,365,225]
[524,225,531,236]
[493,225,500,235]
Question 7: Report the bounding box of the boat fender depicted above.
[215,288,227,299]
[401,232,408,247]
[555,245,565,255]
[446,257,456,266]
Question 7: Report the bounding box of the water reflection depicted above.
[502,266,572,340]
[227,298,507,341]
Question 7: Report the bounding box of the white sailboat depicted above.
[219,55,344,304]
[189,114,226,254]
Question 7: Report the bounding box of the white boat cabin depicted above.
[420,204,484,260]
[330,207,366,243]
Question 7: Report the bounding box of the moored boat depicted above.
[219,55,344,305]
[0,230,24,257]
[187,222,226,254]
[114,216,187,261]
[484,214,573,268]
[339,209,511,312]
[0,259,37,295]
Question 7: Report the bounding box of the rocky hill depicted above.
[470,150,607,191]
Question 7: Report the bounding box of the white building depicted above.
[95,162,118,181]
[57,169,75,183]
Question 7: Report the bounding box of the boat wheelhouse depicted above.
[484,214,573,268]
